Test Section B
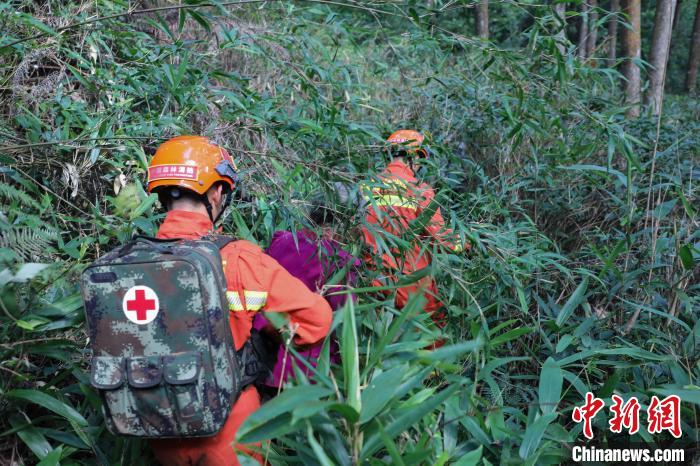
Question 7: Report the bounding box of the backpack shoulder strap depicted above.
[206,235,236,250]
[115,235,180,258]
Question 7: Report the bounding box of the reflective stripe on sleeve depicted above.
[362,192,418,210]
[373,194,418,209]
[360,181,418,210]
[226,290,268,312]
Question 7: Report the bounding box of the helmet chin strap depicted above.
[203,197,216,225]
[203,191,233,226]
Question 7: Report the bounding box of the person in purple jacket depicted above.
[253,184,361,392]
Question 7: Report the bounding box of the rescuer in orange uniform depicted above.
[362,130,465,343]
[145,136,332,465]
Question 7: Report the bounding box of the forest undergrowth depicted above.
[0,1,698,465]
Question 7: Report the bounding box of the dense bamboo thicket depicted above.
[0,1,698,465]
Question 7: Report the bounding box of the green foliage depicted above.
[0,0,698,465]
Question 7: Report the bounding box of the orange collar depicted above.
[156,210,216,239]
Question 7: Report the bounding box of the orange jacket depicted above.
[151,210,332,466]
[361,160,463,334]
[362,159,463,268]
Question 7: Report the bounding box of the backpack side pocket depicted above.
[91,356,147,436]
[163,352,208,435]
[126,355,178,436]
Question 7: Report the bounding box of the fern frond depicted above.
[0,227,58,261]
[0,182,41,210]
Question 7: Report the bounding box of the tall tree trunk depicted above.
[475,0,489,39]
[647,0,677,115]
[608,0,620,63]
[578,2,590,58]
[672,0,683,31]
[622,0,641,117]
[586,0,599,61]
[554,2,568,54]
[687,0,700,92]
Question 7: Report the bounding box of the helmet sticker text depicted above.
[148,164,198,182]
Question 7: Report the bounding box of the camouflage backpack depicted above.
[81,235,262,438]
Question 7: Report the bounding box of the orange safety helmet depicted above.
[147,135,237,195]
[386,129,429,158]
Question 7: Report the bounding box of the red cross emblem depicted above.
[122,286,159,324]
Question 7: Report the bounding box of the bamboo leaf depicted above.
[9,415,53,460]
[360,364,407,423]
[36,446,63,466]
[341,298,361,414]
[11,263,49,283]
[361,384,463,459]
[559,164,628,187]
[555,278,588,327]
[236,385,332,443]
[453,445,483,466]
[306,423,334,466]
[7,390,87,426]
[519,413,557,459]
[129,193,157,220]
[419,337,483,361]
[538,357,563,415]
[679,244,694,270]
[490,327,533,348]
[555,334,574,353]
